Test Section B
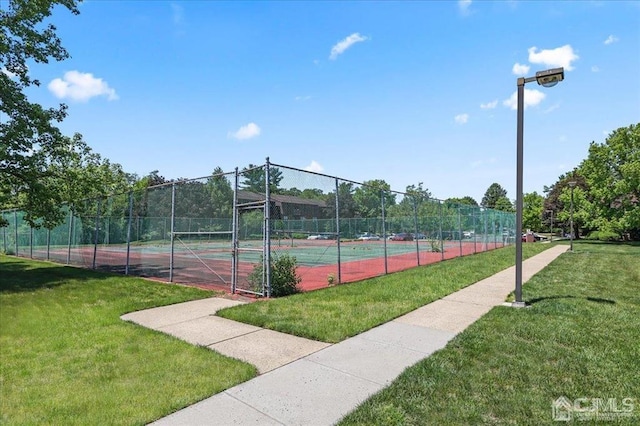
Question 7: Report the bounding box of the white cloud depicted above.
[503,88,546,110]
[512,63,530,76]
[528,45,579,71]
[329,33,368,60]
[295,95,311,101]
[304,160,324,173]
[604,35,618,45]
[458,0,472,15]
[480,100,498,109]
[228,122,261,140]
[454,113,469,124]
[48,71,118,102]
[591,65,600,72]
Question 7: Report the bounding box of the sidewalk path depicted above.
[122,244,568,426]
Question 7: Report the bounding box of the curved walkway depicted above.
[121,244,569,426]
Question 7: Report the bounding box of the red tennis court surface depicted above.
[30,241,504,295]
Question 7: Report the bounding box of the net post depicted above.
[335,177,342,284]
[125,191,133,275]
[169,183,176,282]
[265,158,271,298]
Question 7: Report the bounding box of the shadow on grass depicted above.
[0,258,114,293]
[527,294,616,305]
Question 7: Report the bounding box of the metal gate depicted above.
[231,165,272,296]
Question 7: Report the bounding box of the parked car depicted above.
[358,233,381,241]
[463,230,475,238]
[391,232,413,241]
[412,233,427,240]
[307,234,329,240]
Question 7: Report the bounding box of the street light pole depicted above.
[547,209,554,242]
[513,68,565,308]
[568,181,577,252]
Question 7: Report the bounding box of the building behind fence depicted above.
[1,159,516,296]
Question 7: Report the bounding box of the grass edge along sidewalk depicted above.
[0,257,257,426]
[218,243,551,343]
[339,241,640,425]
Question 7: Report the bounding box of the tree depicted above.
[325,182,357,219]
[0,0,81,227]
[445,196,478,207]
[481,183,508,209]
[206,167,233,218]
[240,164,283,194]
[578,123,640,239]
[494,196,514,212]
[522,192,544,232]
[353,179,396,218]
[543,172,588,237]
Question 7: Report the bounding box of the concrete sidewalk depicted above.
[122,245,568,426]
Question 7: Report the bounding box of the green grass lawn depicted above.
[339,241,640,425]
[218,244,551,343]
[0,257,257,425]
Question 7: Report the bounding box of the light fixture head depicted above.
[535,67,565,88]
[567,180,577,188]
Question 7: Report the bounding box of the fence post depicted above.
[335,178,342,284]
[265,158,272,298]
[458,206,463,257]
[14,210,18,256]
[381,189,388,275]
[473,209,477,254]
[494,211,498,249]
[92,199,101,269]
[232,168,239,294]
[29,227,33,258]
[125,192,133,275]
[46,228,51,260]
[2,216,6,253]
[169,183,176,282]
[438,201,444,260]
[413,197,420,266]
[66,208,73,264]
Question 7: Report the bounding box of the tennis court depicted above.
[2,161,515,295]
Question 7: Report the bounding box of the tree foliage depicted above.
[577,124,640,238]
[522,191,544,232]
[0,0,90,227]
[445,196,478,207]
[481,183,508,209]
[353,179,396,218]
[240,164,283,194]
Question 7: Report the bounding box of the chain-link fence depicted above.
[2,159,516,295]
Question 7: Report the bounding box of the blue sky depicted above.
[16,0,640,203]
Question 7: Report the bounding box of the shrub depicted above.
[247,253,301,297]
[586,230,620,241]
